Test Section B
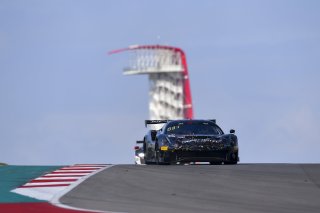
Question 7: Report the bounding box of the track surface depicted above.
[61,164,320,213]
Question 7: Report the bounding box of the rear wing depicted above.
[145,120,170,127]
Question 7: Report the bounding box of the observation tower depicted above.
[109,45,193,120]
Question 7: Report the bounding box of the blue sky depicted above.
[0,0,319,165]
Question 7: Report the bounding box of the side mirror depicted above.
[136,140,144,144]
[230,129,235,134]
[151,130,157,141]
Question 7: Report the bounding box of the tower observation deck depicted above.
[110,45,193,120]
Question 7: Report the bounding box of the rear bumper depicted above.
[162,148,238,163]
[176,151,227,162]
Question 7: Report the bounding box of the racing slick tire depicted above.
[224,152,238,165]
[224,161,238,165]
[210,161,222,165]
[144,142,152,165]
[155,143,166,165]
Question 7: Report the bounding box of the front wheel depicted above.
[155,150,161,165]
[157,150,176,165]
[224,152,238,165]
[224,161,238,165]
[143,142,151,165]
[154,143,163,165]
[210,161,222,165]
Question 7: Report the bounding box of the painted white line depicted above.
[13,186,68,201]
[36,177,81,180]
[60,167,100,170]
[49,173,93,175]
[43,174,87,177]
[36,176,81,179]
[24,182,74,186]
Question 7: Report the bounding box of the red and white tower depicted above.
[110,45,193,120]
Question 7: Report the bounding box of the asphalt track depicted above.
[60,164,320,213]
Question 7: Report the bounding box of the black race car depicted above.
[142,119,239,165]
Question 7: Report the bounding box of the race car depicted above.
[134,140,145,164]
[142,119,239,165]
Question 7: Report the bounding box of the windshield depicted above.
[165,121,223,135]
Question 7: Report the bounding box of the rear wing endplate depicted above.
[209,119,216,124]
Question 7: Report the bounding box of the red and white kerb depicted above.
[12,164,110,201]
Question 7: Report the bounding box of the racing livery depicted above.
[142,119,239,165]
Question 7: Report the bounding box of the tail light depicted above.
[134,146,140,150]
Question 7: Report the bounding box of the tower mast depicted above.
[110,45,193,119]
